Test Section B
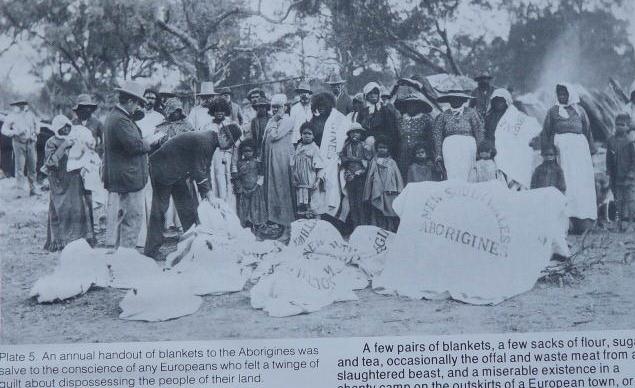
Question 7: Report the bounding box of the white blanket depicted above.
[373,181,569,305]
[494,106,541,188]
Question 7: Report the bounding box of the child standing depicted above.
[406,142,439,184]
[235,139,267,231]
[469,140,505,183]
[363,137,404,232]
[340,122,370,229]
[531,144,567,194]
[291,123,324,218]
[606,113,635,231]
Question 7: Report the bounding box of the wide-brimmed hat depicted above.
[197,81,217,96]
[73,94,98,111]
[9,100,28,106]
[217,87,232,96]
[325,72,345,85]
[158,88,177,98]
[295,81,312,94]
[436,91,474,101]
[115,81,148,104]
[247,87,264,99]
[474,71,492,81]
[394,89,433,113]
[346,122,366,135]
[252,96,270,107]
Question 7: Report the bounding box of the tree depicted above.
[0,0,158,96]
[152,0,309,89]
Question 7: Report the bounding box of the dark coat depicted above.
[102,105,149,193]
[149,130,219,198]
[357,105,400,155]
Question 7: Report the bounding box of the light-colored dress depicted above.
[262,114,295,225]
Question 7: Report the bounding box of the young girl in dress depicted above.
[291,123,324,218]
[235,139,267,232]
[363,136,404,232]
[406,142,438,184]
[469,140,505,183]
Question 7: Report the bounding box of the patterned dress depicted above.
[398,113,433,178]
[236,158,267,227]
[291,142,324,207]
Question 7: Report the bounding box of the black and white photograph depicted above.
[1,0,635,345]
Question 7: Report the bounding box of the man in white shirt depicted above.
[289,81,313,144]
[1,100,39,196]
[137,89,165,139]
[187,82,217,131]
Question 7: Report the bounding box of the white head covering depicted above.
[363,82,381,113]
[270,93,287,106]
[490,88,513,108]
[51,115,72,138]
[555,82,581,119]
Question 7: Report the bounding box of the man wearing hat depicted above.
[72,94,104,157]
[218,87,244,126]
[290,81,313,144]
[187,81,217,131]
[144,123,242,259]
[325,72,353,115]
[470,71,495,119]
[103,81,165,249]
[1,99,40,195]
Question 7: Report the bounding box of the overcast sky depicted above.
[0,0,633,95]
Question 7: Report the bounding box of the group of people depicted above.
[3,71,635,257]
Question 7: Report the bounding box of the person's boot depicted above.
[277,225,291,244]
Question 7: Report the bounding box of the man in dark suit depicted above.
[103,81,163,249]
[144,124,242,259]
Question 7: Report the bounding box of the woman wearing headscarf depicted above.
[432,92,484,181]
[541,83,597,232]
[485,88,541,190]
[394,87,435,179]
[42,115,95,251]
[260,94,295,242]
[356,82,399,156]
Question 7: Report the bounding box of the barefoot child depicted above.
[291,123,324,218]
[363,137,404,232]
[235,139,267,231]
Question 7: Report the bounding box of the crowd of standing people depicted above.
[2,73,635,258]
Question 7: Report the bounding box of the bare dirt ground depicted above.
[1,177,634,345]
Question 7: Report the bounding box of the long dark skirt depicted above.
[44,170,95,251]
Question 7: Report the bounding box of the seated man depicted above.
[144,123,242,259]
